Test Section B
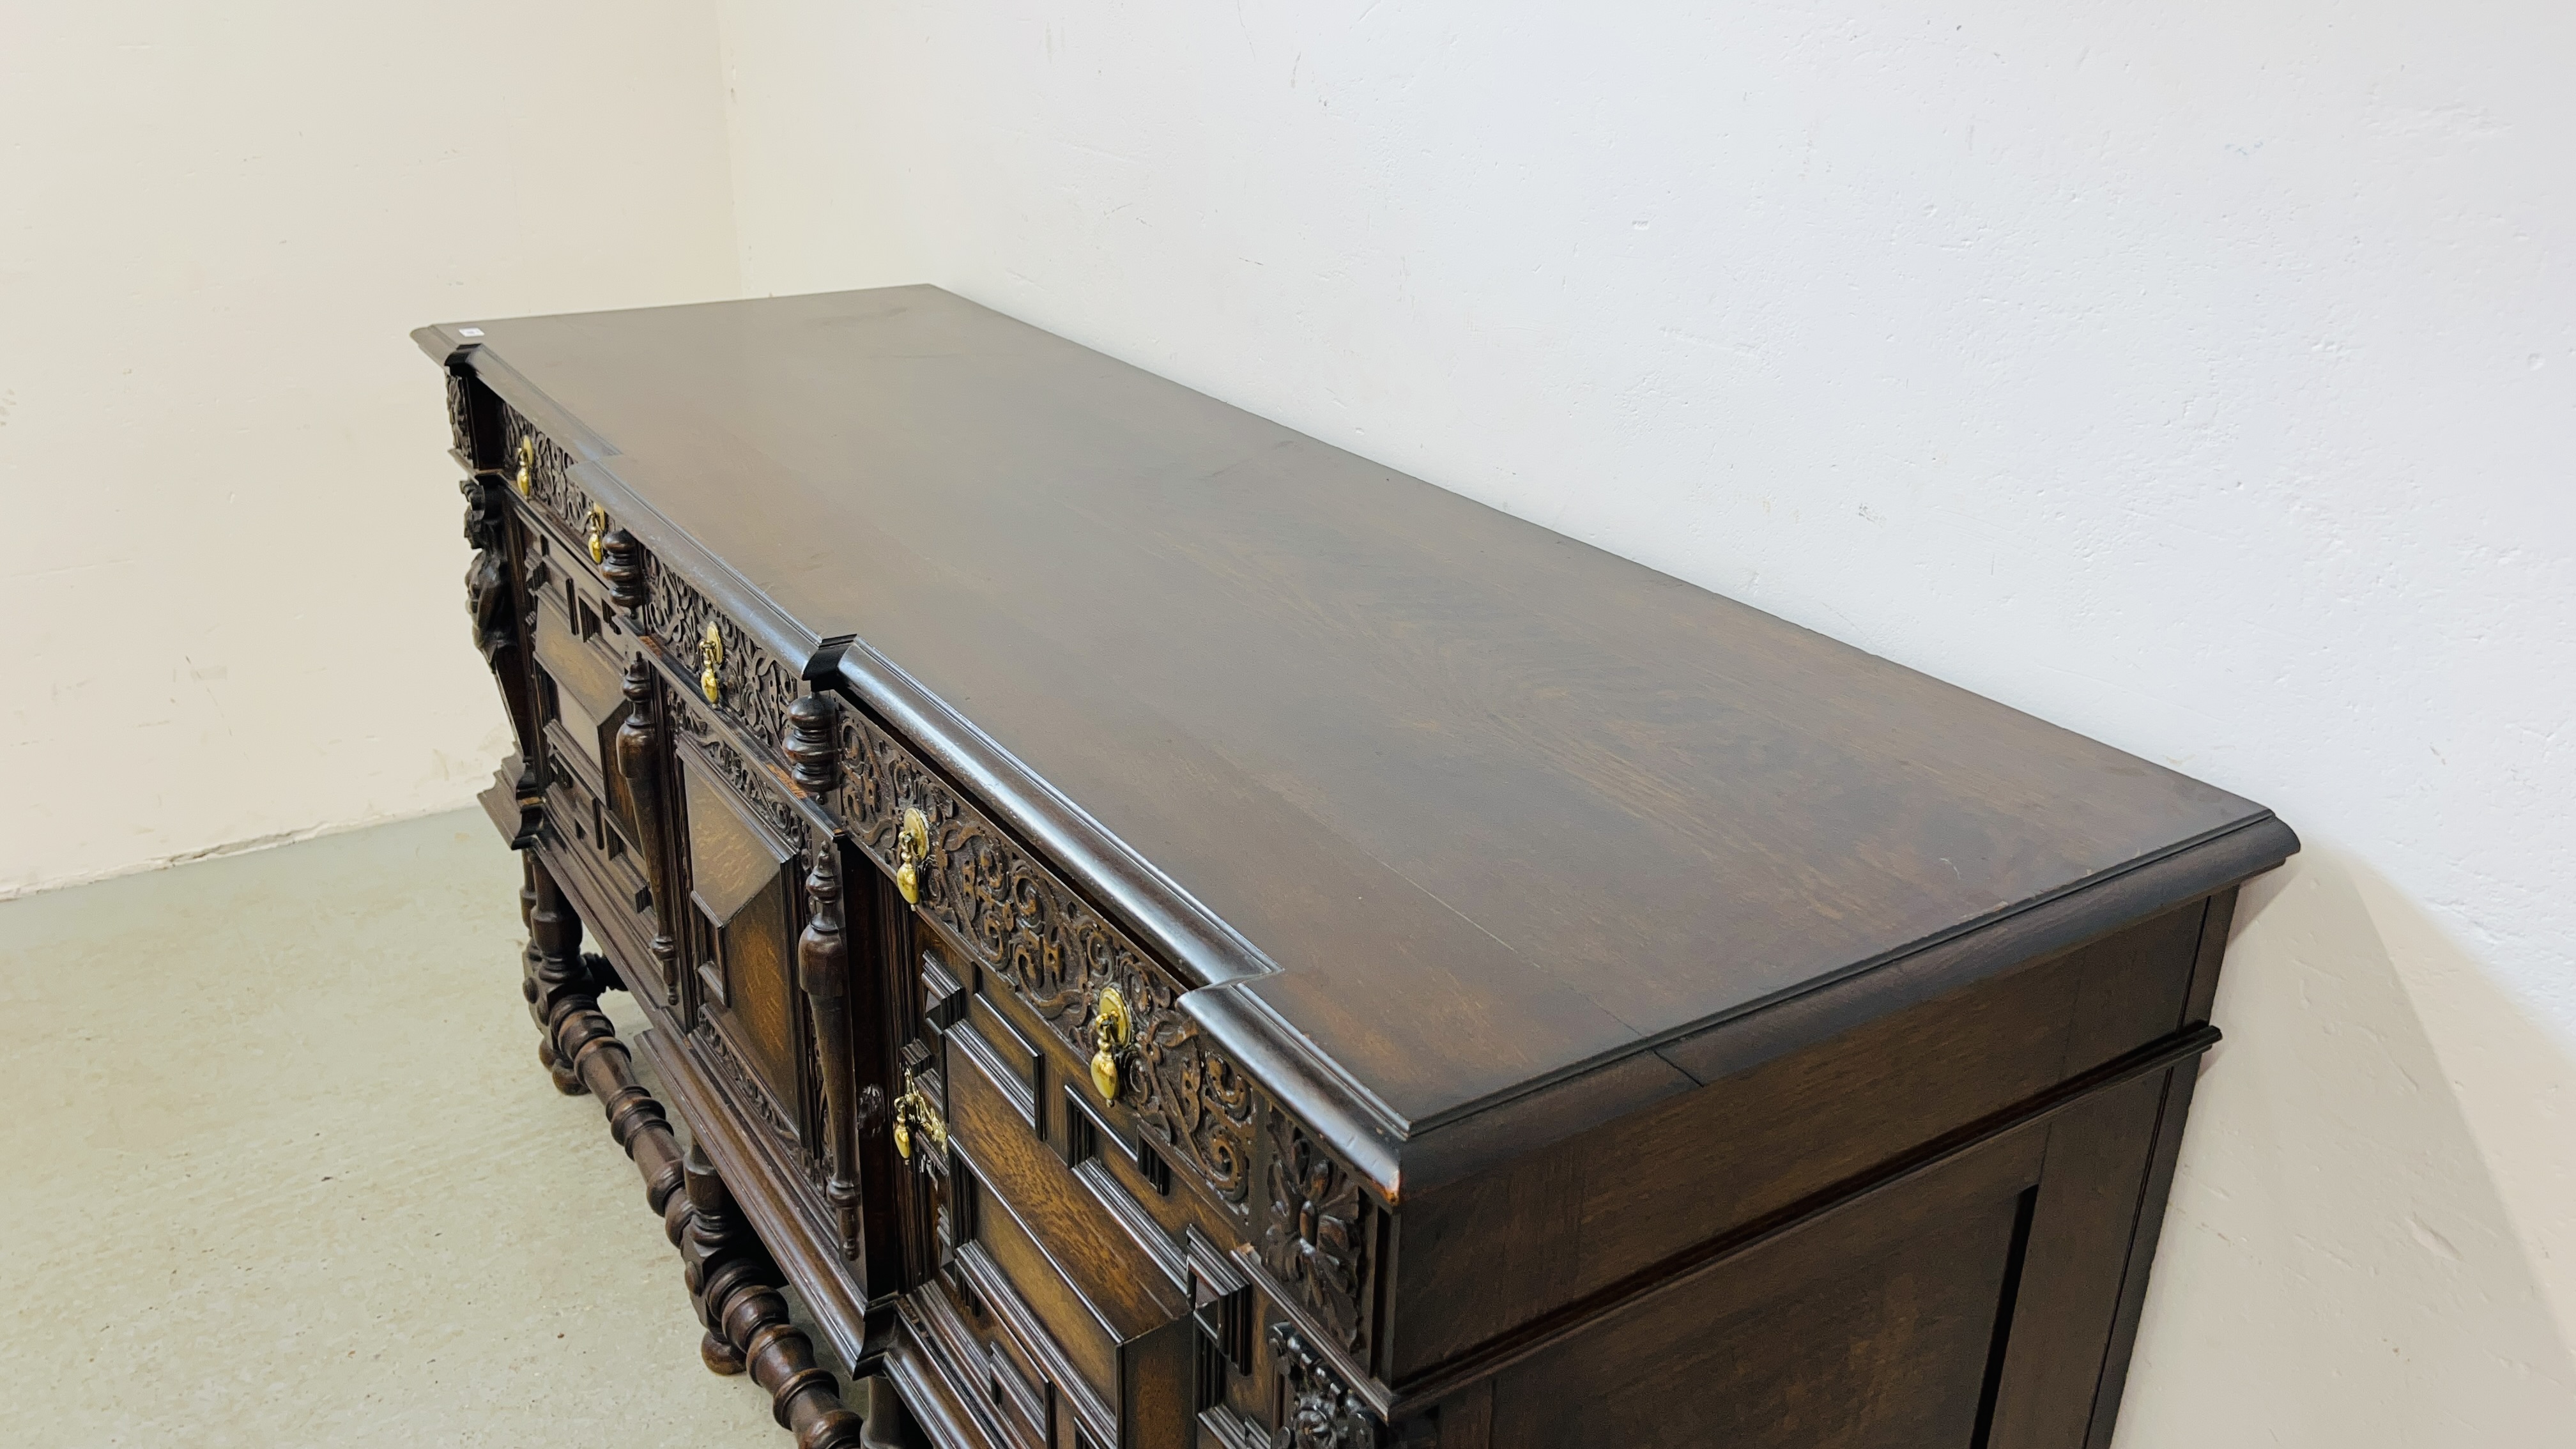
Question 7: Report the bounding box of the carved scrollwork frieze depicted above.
[835,707,1258,1220]
[500,407,594,551]
[631,552,803,758]
[1269,1323,1380,1449]
[1260,1113,1374,1358]
[494,410,815,799]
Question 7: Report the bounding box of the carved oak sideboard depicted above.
[416,286,2294,1449]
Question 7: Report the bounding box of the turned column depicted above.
[552,998,689,1229]
[523,958,868,1445]
[614,654,683,1007]
[681,1145,868,1446]
[798,838,864,1261]
[683,1142,755,1375]
[523,857,593,1096]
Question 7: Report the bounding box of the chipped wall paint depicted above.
[705,1,2575,1440]
[0,3,739,896]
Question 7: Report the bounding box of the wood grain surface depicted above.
[420,285,2285,1138]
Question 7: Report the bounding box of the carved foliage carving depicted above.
[1261,1113,1372,1356]
[1131,979,1258,1214]
[836,709,1257,1218]
[501,408,594,550]
[444,371,476,461]
[1269,1324,1379,1449]
[631,551,802,758]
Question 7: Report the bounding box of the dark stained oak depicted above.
[419,287,2278,1152]
[523,857,869,1446]
[420,288,2295,1449]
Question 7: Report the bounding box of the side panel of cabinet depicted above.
[1485,1128,2049,1449]
[1393,900,2209,1380]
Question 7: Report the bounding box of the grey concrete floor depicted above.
[1,811,780,1446]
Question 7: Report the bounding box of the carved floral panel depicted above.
[1260,1114,1374,1356]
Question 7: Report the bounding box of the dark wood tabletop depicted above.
[422,286,2280,1145]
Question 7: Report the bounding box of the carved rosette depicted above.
[1261,1114,1374,1356]
[836,707,1257,1218]
[1269,1324,1379,1449]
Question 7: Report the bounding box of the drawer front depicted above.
[942,1025,1202,1449]
[500,401,802,763]
[846,710,1392,1441]
[500,406,604,592]
[835,705,1263,1236]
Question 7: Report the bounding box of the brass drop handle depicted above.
[1089,986,1133,1102]
[893,1070,946,1165]
[894,807,930,905]
[585,504,608,564]
[698,622,724,704]
[515,434,535,496]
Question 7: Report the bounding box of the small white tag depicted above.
[458,326,485,337]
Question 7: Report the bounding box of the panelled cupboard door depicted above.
[681,748,809,1133]
[531,577,626,774]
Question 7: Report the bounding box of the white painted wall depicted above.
[707,2,2575,1442]
[0,3,737,894]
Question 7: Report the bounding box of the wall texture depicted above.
[0,2,737,894]
[707,1,2575,1442]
